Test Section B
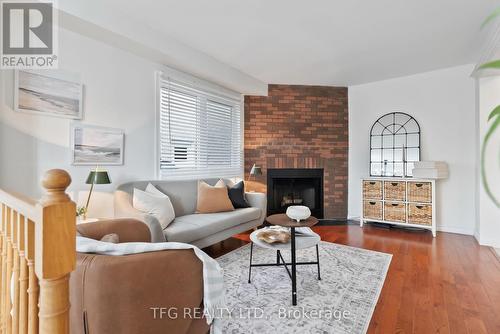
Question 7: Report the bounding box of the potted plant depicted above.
[478,9,500,208]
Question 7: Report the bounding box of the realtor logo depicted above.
[1,0,58,68]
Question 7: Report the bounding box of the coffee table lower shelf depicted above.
[248,222,321,306]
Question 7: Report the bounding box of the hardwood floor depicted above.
[203,223,500,334]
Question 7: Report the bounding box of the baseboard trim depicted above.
[491,247,500,262]
[474,230,481,244]
[325,217,475,236]
[436,226,474,236]
[475,236,500,248]
[350,218,474,236]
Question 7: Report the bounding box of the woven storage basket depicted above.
[363,180,382,199]
[384,181,406,201]
[384,202,406,222]
[408,182,432,203]
[408,204,432,225]
[363,201,382,219]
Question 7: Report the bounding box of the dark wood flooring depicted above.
[203,223,500,334]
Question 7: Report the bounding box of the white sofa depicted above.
[114,179,267,248]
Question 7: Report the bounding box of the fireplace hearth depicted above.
[267,168,324,219]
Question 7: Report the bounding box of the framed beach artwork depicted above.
[14,69,83,119]
[70,124,124,165]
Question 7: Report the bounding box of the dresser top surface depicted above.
[362,177,436,182]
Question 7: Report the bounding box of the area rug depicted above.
[213,241,391,334]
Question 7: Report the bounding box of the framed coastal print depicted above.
[71,124,124,165]
[14,69,83,119]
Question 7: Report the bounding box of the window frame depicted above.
[155,69,244,180]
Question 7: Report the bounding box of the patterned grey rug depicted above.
[214,241,391,334]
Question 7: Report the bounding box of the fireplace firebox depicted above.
[267,168,324,219]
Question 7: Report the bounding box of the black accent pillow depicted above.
[227,181,250,208]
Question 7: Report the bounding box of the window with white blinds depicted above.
[158,76,243,180]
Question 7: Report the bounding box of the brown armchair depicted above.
[71,219,209,334]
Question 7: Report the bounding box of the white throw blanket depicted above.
[76,236,225,328]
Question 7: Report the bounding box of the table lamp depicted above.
[249,163,262,180]
[84,167,111,218]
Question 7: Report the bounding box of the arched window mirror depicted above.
[370,112,420,177]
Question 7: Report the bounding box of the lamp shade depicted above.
[86,170,111,185]
[250,164,262,176]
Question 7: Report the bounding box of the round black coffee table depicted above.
[248,214,321,306]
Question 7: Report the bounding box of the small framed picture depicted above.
[14,69,83,119]
[70,124,124,165]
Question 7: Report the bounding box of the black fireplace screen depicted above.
[267,169,324,219]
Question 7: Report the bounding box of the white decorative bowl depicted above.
[286,205,311,222]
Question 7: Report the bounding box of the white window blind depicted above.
[158,76,243,179]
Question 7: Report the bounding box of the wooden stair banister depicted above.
[0,169,76,334]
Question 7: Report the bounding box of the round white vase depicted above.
[286,205,311,222]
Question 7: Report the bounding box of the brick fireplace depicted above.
[267,168,324,218]
[244,84,348,219]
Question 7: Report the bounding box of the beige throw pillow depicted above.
[196,180,235,213]
[213,179,226,188]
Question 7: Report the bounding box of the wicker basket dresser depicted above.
[360,178,436,237]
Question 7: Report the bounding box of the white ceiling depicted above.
[100,0,497,86]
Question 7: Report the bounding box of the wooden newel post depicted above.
[35,170,76,334]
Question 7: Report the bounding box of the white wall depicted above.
[57,2,267,95]
[0,28,166,198]
[476,76,500,247]
[348,64,477,235]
